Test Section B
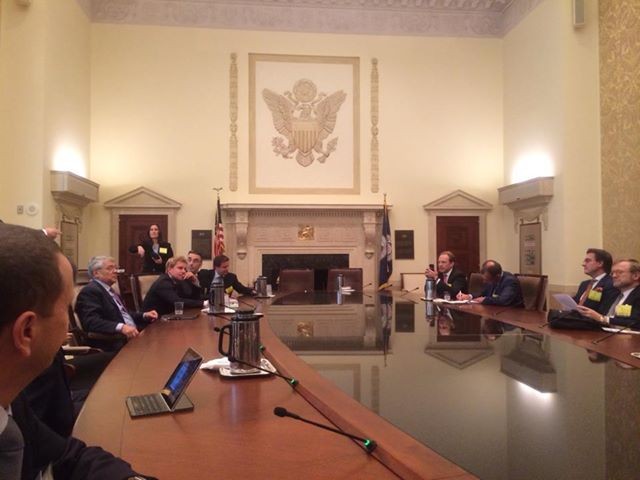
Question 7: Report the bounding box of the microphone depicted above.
[591,320,640,345]
[273,407,377,453]
[400,286,420,296]
[228,357,298,386]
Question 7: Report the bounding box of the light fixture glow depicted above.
[517,380,554,401]
[52,145,86,177]
[511,151,554,184]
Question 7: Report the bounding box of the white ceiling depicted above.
[78,0,544,37]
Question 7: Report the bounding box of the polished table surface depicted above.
[267,292,640,480]
[73,295,475,480]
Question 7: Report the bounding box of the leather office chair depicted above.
[131,273,160,312]
[515,274,548,311]
[278,269,314,293]
[327,268,363,291]
[468,272,485,298]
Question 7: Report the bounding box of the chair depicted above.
[69,284,126,349]
[131,273,160,312]
[400,272,425,293]
[278,269,314,293]
[515,274,548,311]
[327,268,363,291]
[468,272,485,298]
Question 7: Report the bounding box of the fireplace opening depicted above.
[261,254,349,291]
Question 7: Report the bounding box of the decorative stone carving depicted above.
[86,0,541,38]
[229,53,238,191]
[370,58,379,193]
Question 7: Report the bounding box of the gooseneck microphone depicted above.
[591,320,640,345]
[400,286,420,296]
[228,357,298,386]
[273,407,377,453]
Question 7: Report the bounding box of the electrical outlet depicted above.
[17,205,24,215]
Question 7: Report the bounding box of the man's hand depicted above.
[471,296,485,303]
[424,267,438,280]
[576,306,606,323]
[457,292,473,301]
[121,325,140,338]
[184,272,199,285]
[137,246,145,258]
[143,310,158,322]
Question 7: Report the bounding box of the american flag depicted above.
[213,196,225,257]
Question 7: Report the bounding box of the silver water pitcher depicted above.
[217,309,262,373]
[256,276,268,297]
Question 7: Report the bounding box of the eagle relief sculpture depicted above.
[262,79,347,167]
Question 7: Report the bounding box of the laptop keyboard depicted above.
[130,394,167,415]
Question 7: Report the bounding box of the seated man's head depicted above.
[88,256,118,286]
[481,260,502,283]
[213,255,230,277]
[187,251,203,273]
[582,248,612,277]
[437,251,456,273]
[0,224,73,403]
[166,256,188,281]
[611,259,640,290]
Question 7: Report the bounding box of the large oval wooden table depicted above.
[73,296,476,480]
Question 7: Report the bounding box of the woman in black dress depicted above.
[129,224,174,273]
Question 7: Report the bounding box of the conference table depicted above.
[73,291,640,479]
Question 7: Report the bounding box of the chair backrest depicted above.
[468,272,485,298]
[400,273,425,292]
[131,274,160,311]
[327,268,363,291]
[515,274,548,311]
[278,269,314,293]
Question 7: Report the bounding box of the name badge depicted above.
[615,304,632,317]
[159,247,168,254]
[492,294,499,298]
[225,286,234,294]
[587,290,602,302]
[446,283,452,288]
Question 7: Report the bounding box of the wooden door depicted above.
[118,214,168,274]
[436,216,480,274]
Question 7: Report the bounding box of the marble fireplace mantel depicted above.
[221,203,389,288]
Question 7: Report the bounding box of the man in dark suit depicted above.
[212,255,255,296]
[0,223,151,480]
[572,248,618,314]
[75,256,158,350]
[424,250,468,298]
[180,250,214,300]
[577,259,640,330]
[142,256,205,315]
[457,260,524,307]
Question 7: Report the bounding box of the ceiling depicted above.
[78,0,544,37]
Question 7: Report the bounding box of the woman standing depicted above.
[129,224,174,273]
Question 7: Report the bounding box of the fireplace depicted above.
[220,203,386,289]
[262,253,349,291]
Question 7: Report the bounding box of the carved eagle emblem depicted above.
[262,79,347,167]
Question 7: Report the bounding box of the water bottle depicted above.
[210,277,225,314]
[336,273,344,291]
[425,277,435,301]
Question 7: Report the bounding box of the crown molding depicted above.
[83,0,544,38]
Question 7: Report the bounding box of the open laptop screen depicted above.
[160,348,203,409]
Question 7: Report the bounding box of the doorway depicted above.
[436,216,480,274]
[118,214,169,274]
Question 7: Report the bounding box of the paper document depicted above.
[422,297,470,304]
[552,294,579,311]
[602,327,640,335]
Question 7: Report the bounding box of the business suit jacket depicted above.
[128,240,174,274]
[11,393,141,480]
[75,281,147,334]
[573,274,619,314]
[221,272,254,296]
[480,272,524,308]
[610,285,640,329]
[142,274,204,315]
[436,267,468,297]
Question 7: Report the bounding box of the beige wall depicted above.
[503,0,601,287]
[87,25,505,275]
[0,0,91,252]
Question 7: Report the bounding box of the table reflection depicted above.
[266,293,640,480]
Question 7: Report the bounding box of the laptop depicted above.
[126,347,203,418]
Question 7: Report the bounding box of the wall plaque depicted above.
[191,230,212,260]
[394,230,414,260]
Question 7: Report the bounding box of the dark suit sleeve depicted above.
[448,271,468,296]
[228,273,254,296]
[75,286,121,334]
[151,277,203,309]
[13,394,140,480]
[481,276,519,306]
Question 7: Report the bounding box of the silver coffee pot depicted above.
[217,309,262,373]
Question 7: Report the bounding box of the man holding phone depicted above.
[424,251,468,299]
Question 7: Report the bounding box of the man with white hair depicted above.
[75,256,157,350]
